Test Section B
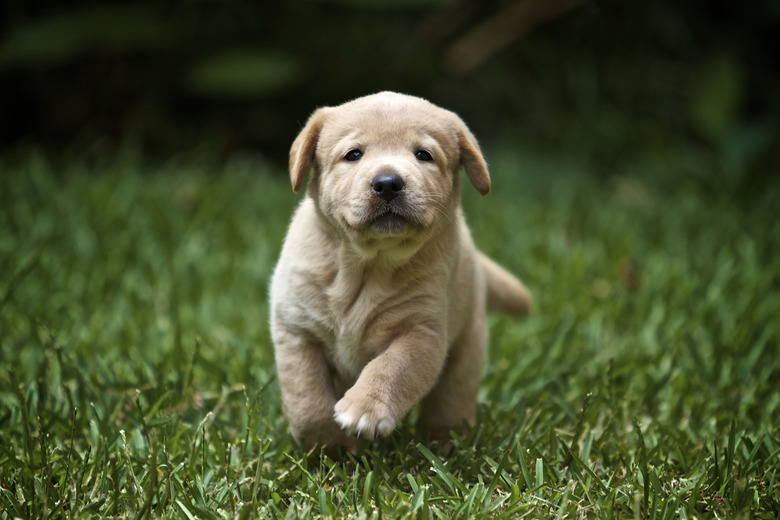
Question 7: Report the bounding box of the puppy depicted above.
[270,92,532,450]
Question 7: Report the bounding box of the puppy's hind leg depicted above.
[417,309,488,441]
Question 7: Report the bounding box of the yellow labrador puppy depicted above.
[271,92,532,450]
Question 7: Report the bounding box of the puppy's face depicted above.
[289,92,491,251]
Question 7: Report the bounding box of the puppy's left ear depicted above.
[454,118,491,196]
[289,108,328,193]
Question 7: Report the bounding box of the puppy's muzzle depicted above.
[360,173,423,234]
[371,174,405,202]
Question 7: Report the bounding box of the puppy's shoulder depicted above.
[283,198,332,249]
[273,200,332,285]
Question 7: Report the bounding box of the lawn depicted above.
[0,143,778,519]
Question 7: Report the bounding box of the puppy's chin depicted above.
[352,203,428,237]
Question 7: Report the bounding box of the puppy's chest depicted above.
[323,276,401,381]
[330,330,369,384]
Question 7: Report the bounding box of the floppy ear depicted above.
[454,119,491,196]
[289,108,328,193]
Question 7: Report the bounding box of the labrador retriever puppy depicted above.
[270,91,532,450]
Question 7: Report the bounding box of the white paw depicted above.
[334,392,396,438]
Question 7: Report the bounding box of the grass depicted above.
[0,143,778,519]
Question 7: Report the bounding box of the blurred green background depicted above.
[2,0,778,187]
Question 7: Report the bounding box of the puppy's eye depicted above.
[415,150,433,162]
[344,150,363,162]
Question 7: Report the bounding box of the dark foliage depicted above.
[1,0,778,177]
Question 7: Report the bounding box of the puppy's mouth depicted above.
[356,203,423,235]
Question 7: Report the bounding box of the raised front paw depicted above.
[334,388,397,439]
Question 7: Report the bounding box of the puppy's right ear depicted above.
[289,108,328,193]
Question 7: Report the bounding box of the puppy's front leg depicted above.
[334,326,444,438]
[274,327,353,450]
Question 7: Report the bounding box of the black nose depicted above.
[371,174,405,202]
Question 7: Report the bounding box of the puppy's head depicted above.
[289,92,490,247]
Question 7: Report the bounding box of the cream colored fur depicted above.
[270,92,532,450]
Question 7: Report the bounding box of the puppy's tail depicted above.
[479,252,533,316]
